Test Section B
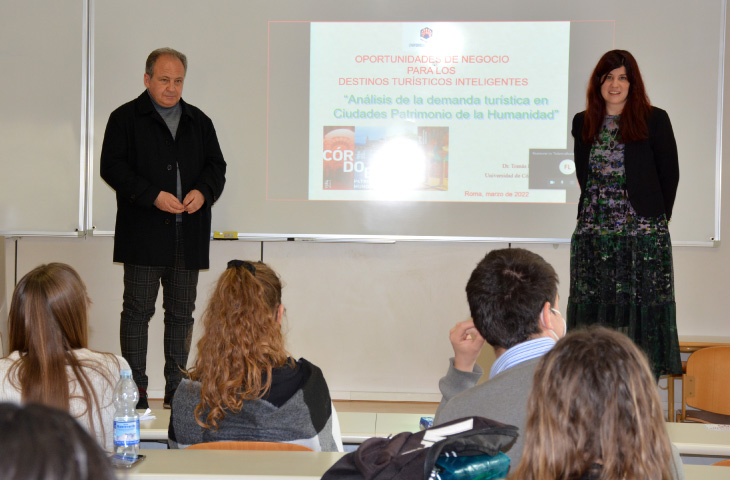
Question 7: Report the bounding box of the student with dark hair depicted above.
[569,49,681,378]
[511,327,685,480]
[0,263,128,450]
[0,403,116,480]
[169,260,342,451]
[435,248,564,468]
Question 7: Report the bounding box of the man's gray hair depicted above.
[145,48,188,78]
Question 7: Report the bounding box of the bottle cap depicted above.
[419,416,434,430]
[121,369,132,378]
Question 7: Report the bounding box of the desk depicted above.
[140,408,428,445]
[375,413,426,436]
[340,412,429,444]
[679,336,730,353]
[338,411,376,444]
[684,465,730,479]
[140,409,170,441]
[125,451,728,480]
[668,337,730,422]
[127,449,346,479]
[145,408,730,456]
[134,413,730,478]
[666,422,730,456]
[124,450,728,480]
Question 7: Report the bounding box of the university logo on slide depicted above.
[420,27,433,40]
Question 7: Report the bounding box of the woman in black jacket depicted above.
[567,50,681,378]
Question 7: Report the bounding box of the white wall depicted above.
[3,229,728,405]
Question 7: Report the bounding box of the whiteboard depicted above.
[0,0,85,235]
[4,0,721,244]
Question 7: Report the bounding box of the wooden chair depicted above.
[676,346,730,424]
[186,441,314,451]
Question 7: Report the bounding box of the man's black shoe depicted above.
[136,387,149,410]
[163,391,174,409]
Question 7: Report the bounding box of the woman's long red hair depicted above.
[582,50,651,144]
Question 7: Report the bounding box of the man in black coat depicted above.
[100,47,226,408]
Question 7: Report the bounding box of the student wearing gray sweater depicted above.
[434,248,685,480]
[434,248,565,469]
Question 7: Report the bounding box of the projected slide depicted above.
[308,22,575,203]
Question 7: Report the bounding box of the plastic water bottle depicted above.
[113,369,140,460]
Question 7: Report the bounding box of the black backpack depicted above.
[322,416,518,480]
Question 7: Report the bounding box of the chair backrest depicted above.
[186,441,314,451]
[684,346,730,415]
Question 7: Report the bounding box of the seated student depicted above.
[511,327,685,480]
[0,263,129,451]
[434,248,564,468]
[0,402,116,480]
[169,260,343,451]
